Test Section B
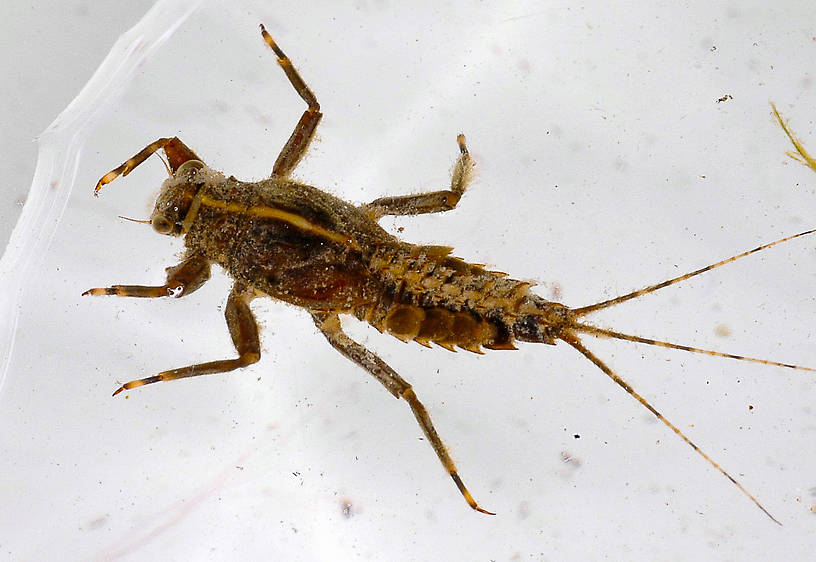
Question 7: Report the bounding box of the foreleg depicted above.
[94,137,201,195]
[82,254,211,298]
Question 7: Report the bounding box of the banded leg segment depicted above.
[260,24,323,178]
[363,134,474,220]
[311,311,494,515]
[111,285,261,396]
[82,255,211,298]
[94,137,201,195]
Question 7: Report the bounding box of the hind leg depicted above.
[363,134,474,219]
[311,311,493,515]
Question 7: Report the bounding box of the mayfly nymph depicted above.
[85,24,816,522]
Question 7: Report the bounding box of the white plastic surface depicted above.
[1,1,816,560]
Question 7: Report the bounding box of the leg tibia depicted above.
[311,311,493,514]
[260,24,323,178]
[94,137,201,195]
[364,134,474,219]
[111,285,260,395]
[82,255,211,298]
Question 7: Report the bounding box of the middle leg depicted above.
[110,285,261,396]
[260,24,323,178]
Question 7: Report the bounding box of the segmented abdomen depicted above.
[357,243,534,352]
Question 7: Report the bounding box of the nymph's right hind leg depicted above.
[363,134,474,220]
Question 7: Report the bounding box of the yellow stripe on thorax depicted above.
[198,194,357,248]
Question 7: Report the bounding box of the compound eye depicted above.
[151,216,174,234]
[175,159,205,179]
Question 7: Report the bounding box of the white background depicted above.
[2,1,816,560]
